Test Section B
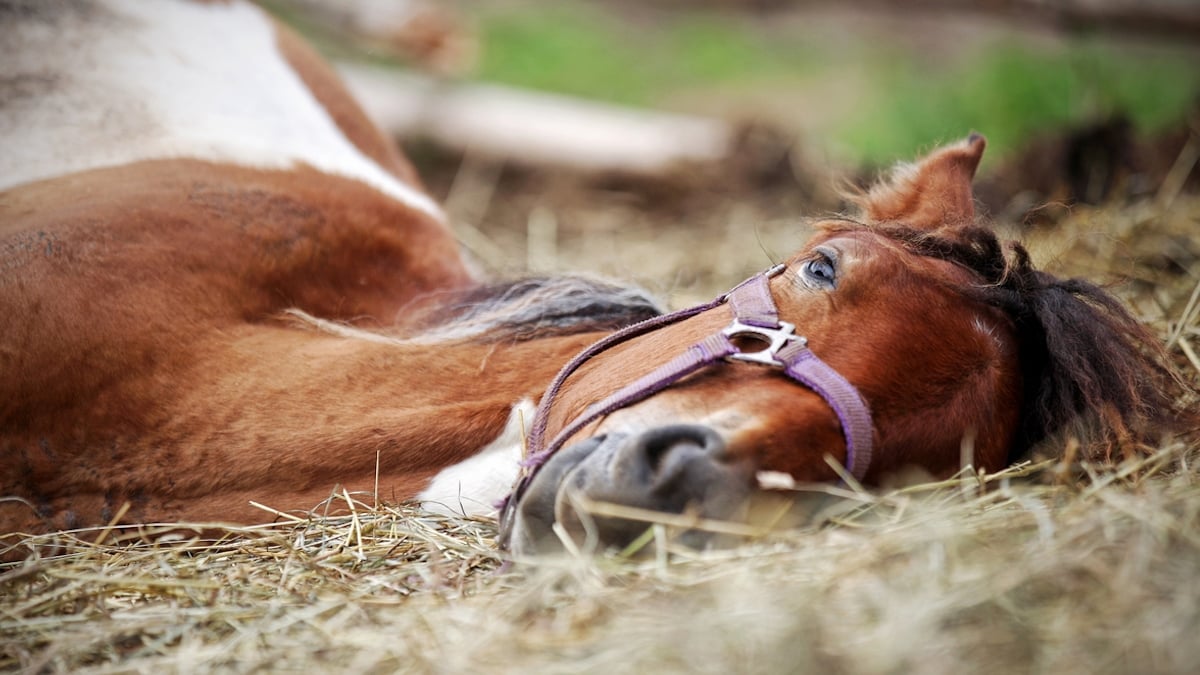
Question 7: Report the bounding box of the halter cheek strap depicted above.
[500,264,875,526]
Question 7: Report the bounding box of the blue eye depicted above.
[804,255,836,287]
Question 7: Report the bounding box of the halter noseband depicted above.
[499,263,874,532]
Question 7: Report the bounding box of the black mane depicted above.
[416,276,664,343]
[829,220,1197,461]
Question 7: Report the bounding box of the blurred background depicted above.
[268,0,1200,316]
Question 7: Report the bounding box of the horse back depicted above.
[1,0,473,460]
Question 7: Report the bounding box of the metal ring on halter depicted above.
[721,319,807,367]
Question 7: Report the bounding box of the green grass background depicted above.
[470,3,1199,164]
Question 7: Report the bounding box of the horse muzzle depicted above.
[502,424,756,555]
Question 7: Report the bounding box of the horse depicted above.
[1,0,1193,559]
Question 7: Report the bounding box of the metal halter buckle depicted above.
[722,319,807,367]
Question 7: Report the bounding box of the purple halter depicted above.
[500,263,875,523]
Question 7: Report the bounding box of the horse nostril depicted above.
[524,424,754,553]
[625,425,728,488]
[637,424,723,460]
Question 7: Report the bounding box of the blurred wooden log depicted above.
[735,0,1200,42]
[339,65,735,175]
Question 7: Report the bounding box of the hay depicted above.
[1,499,503,672]
[3,193,1198,674]
[4,452,1199,673]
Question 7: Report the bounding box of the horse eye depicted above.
[804,256,837,286]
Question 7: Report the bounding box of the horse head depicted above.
[501,134,1193,553]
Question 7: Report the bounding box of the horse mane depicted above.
[287,276,662,345]
[417,276,664,343]
[822,219,1199,461]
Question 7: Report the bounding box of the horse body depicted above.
[3,0,1191,556]
[1,0,602,536]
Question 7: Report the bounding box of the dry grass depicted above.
[3,186,1198,674]
[4,452,1199,673]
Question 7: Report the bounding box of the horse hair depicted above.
[286,276,662,346]
[413,275,664,344]
[825,220,1199,461]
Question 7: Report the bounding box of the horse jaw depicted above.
[857,133,986,229]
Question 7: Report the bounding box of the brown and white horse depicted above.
[1,0,1192,557]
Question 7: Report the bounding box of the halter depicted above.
[498,263,874,534]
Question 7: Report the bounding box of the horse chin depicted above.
[505,425,756,555]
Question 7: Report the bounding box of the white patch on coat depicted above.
[756,470,798,491]
[417,399,534,517]
[0,0,441,219]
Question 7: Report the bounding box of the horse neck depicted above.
[195,325,609,475]
[2,324,607,534]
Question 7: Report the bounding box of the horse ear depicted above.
[857,133,986,230]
